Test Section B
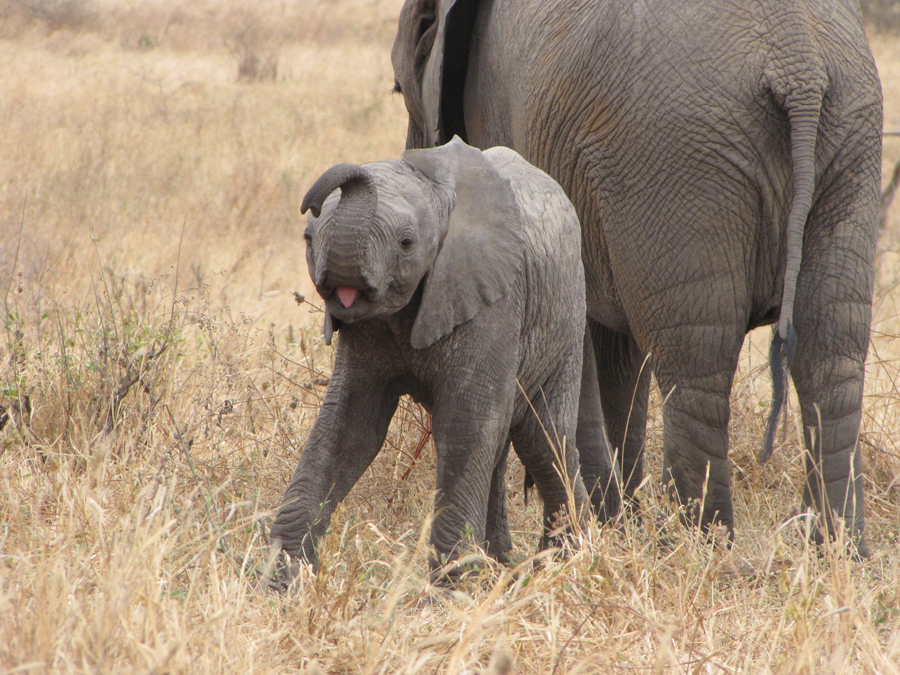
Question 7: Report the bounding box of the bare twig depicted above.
[3,199,26,317]
[104,343,168,434]
[292,291,323,313]
[387,414,432,508]
[171,215,187,328]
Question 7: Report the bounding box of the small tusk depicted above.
[324,312,334,346]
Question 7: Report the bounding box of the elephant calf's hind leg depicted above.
[510,367,590,551]
[484,439,513,564]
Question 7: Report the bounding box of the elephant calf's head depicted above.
[300,137,525,349]
[300,161,448,338]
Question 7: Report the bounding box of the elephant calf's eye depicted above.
[399,236,415,250]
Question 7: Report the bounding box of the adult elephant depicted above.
[392,0,882,554]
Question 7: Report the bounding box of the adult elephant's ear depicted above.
[394,0,479,147]
[404,136,525,349]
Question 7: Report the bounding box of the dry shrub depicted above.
[1,0,96,34]
[1,1,899,673]
[236,50,278,82]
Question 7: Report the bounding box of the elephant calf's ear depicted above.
[404,137,525,349]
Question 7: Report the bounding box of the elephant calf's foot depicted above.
[260,544,315,594]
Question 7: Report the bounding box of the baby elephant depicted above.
[270,137,606,581]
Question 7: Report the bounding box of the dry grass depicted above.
[1,2,899,673]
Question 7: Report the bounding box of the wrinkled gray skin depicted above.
[392,0,882,554]
[269,138,600,579]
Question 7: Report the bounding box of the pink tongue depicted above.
[336,287,359,308]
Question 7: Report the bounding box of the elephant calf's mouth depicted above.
[324,286,377,322]
[336,286,359,308]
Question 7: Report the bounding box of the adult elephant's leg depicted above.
[651,324,745,537]
[789,159,877,557]
[577,325,622,521]
[510,361,590,551]
[484,438,512,564]
[270,366,398,569]
[589,320,651,503]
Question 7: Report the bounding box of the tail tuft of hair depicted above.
[760,321,797,464]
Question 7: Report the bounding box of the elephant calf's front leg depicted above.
[270,368,398,569]
[428,400,514,582]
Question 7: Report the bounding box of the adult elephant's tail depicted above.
[759,47,826,465]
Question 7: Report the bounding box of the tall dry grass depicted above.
[1,1,899,673]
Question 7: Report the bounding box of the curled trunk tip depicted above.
[301,163,375,218]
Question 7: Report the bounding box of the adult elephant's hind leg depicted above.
[789,159,877,557]
[577,326,622,522]
[651,323,745,538]
[589,320,651,504]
